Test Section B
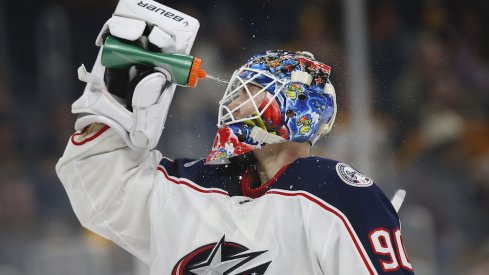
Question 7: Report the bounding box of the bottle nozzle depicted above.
[187,57,206,88]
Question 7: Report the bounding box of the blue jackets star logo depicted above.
[172,236,272,275]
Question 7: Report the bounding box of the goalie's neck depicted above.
[253,142,310,185]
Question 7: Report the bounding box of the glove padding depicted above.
[74,64,173,150]
[95,0,200,54]
[71,0,200,150]
[130,69,171,148]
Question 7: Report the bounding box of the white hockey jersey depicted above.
[56,126,414,274]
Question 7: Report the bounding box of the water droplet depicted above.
[252,35,256,38]
[206,74,229,85]
[289,185,293,189]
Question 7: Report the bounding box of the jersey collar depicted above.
[240,163,291,198]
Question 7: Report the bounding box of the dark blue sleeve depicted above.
[159,157,204,179]
[339,184,414,274]
[283,158,415,274]
[328,163,415,274]
[158,158,235,192]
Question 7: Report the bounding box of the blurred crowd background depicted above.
[1,0,488,274]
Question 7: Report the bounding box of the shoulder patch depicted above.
[335,163,373,187]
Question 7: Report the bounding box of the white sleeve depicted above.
[55,126,163,264]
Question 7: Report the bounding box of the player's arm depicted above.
[56,123,161,264]
[357,188,415,274]
[310,191,414,274]
[310,164,415,274]
[56,0,200,264]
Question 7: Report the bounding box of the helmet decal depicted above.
[207,50,337,164]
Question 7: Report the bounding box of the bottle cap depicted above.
[187,57,207,88]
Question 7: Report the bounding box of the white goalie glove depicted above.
[72,0,200,150]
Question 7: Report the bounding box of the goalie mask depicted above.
[206,50,337,164]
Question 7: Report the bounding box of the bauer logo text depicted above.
[137,1,185,23]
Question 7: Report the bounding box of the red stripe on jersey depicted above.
[241,164,290,198]
[158,166,229,196]
[162,156,175,163]
[71,125,110,146]
[266,190,376,275]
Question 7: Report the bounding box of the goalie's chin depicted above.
[205,125,260,165]
[205,122,292,165]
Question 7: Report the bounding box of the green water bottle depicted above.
[101,35,206,88]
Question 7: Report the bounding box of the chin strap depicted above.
[250,126,286,145]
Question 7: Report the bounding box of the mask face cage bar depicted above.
[217,67,288,127]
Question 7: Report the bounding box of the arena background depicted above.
[0,0,488,274]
